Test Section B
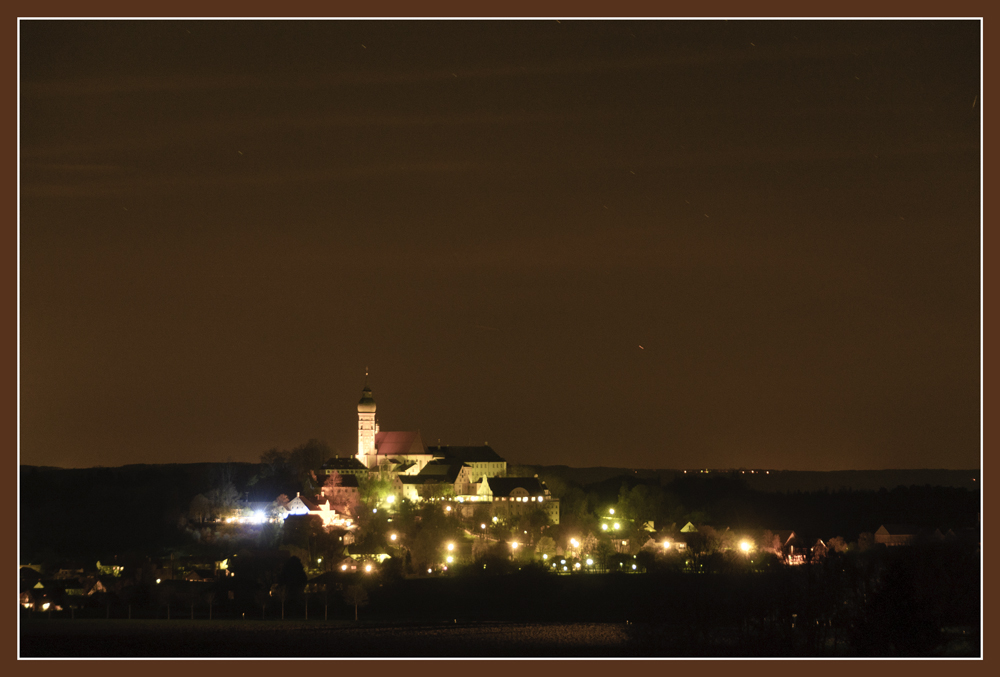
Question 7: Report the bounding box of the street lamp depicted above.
[740,540,752,553]
[390,533,397,542]
[447,542,455,552]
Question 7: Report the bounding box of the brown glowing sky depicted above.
[19,20,980,471]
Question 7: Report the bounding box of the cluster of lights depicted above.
[225,510,271,525]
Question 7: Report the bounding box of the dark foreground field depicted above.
[21,619,631,657]
[20,617,978,658]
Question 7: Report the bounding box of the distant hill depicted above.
[520,466,979,492]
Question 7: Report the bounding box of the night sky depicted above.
[19,20,980,471]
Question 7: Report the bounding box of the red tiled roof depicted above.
[374,431,427,456]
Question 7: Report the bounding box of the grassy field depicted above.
[20,618,633,657]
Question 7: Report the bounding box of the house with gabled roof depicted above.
[284,492,353,529]
[875,524,920,547]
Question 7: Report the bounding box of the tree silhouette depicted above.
[343,584,368,621]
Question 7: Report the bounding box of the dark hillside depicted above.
[19,463,272,562]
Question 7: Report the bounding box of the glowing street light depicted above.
[480,523,486,530]
[740,540,752,553]
[446,542,455,552]
[613,523,620,530]
[662,541,671,550]
[446,556,454,563]
[390,533,397,541]
[386,495,395,504]
[609,508,615,515]
[601,524,608,531]
[586,558,593,566]
[342,564,348,571]
[570,538,580,548]
[511,542,519,550]
[365,564,372,573]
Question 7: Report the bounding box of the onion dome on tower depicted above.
[358,385,376,413]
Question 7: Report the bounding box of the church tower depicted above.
[357,379,377,468]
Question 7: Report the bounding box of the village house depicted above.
[874,524,920,547]
[285,492,353,529]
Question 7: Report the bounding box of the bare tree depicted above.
[343,585,368,622]
[189,494,211,524]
